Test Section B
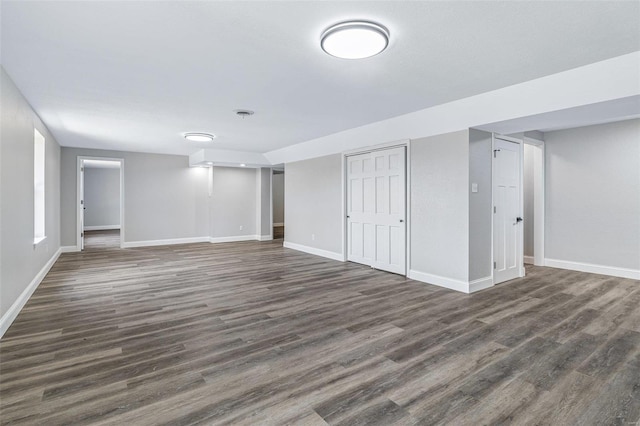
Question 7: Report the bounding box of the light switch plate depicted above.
[471,183,478,193]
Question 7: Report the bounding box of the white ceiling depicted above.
[2,1,639,157]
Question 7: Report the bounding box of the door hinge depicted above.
[493,206,496,213]
[81,167,84,172]
[81,199,84,205]
[494,261,497,269]
[81,232,84,237]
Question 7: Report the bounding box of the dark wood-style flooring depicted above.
[1,234,640,425]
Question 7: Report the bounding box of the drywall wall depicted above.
[257,168,271,238]
[468,129,493,281]
[272,172,284,224]
[523,144,535,258]
[1,67,61,322]
[285,154,342,255]
[410,130,470,283]
[210,167,257,239]
[61,148,209,246]
[545,119,640,271]
[83,167,120,228]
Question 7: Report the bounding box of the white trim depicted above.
[0,248,62,339]
[524,137,545,266]
[258,235,273,241]
[273,222,284,227]
[61,245,80,253]
[469,276,494,293]
[209,235,259,244]
[342,139,411,156]
[122,236,210,248]
[544,258,640,280]
[283,241,344,262]
[83,225,120,231]
[524,255,535,265]
[408,270,470,294]
[269,169,274,241]
[256,169,262,239]
[77,156,125,250]
[33,236,47,247]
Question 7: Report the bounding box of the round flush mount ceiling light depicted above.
[184,132,215,142]
[321,21,389,59]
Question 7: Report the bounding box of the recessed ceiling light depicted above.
[321,21,389,59]
[184,132,215,142]
[240,163,246,167]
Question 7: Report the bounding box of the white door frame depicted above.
[341,139,411,274]
[491,134,525,283]
[523,137,545,266]
[76,156,125,250]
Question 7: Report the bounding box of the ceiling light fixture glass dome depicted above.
[184,133,215,142]
[321,21,389,59]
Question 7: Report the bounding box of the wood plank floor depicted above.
[1,237,640,425]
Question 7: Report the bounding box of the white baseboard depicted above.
[469,276,494,293]
[61,245,80,253]
[523,255,535,265]
[283,241,344,262]
[122,236,210,248]
[209,235,259,244]
[83,225,120,231]
[257,235,273,241]
[273,223,284,227]
[544,258,640,280]
[0,247,62,339]
[407,270,470,293]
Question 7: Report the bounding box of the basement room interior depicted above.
[1,1,639,424]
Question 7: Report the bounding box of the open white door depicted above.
[347,146,406,275]
[80,161,85,250]
[493,137,524,284]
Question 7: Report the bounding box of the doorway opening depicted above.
[272,169,285,239]
[523,137,545,266]
[76,157,124,250]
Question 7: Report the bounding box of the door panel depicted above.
[493,138,523,284]
[347,147,406,275]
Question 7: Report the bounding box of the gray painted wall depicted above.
[469,129,493,281]
[61,148,209,245]
[258,168,271,237]
[272,173,285,224]
[285,154,342,254]
[1,67,61,319]
[545,119,640,270]
[523,144,535,258]
[84,167,120,228]
[210,167,257,238]
[411,130,470,282]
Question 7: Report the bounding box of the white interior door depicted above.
[80,162,85,250]
[347,146,406,275]
[493,137,523,284]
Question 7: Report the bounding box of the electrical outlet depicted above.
[239,225,243,231]
[311,234,315,241]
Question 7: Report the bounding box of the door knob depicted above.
[516,217,523,223]
[399,219,404,223]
